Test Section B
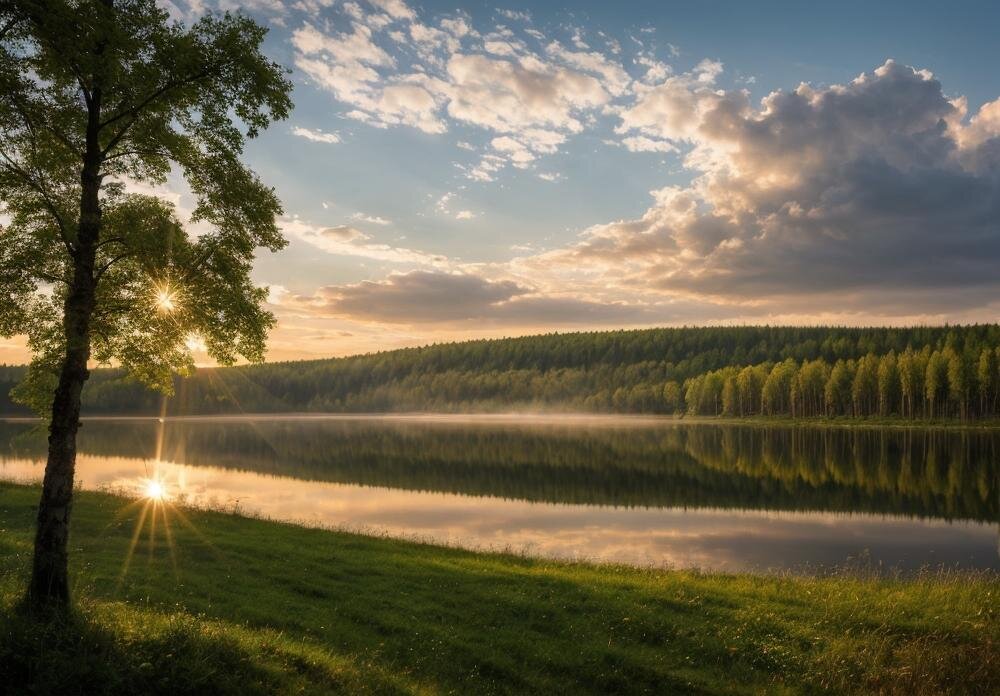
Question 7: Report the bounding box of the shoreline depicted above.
[3,411,1000,430]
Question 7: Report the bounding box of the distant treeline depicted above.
[681,345,1000,420]
[3,325,1000,417]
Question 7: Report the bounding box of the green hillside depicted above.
[3,324,1000,417]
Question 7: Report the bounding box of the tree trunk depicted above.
[27,102,103,609]
[27,268,95,607]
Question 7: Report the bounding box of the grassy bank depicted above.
[1,484,997,694]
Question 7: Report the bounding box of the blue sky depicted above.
[6,0,1000,363]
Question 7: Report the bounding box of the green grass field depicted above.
[1,483,997,695]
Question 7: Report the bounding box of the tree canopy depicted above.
[1,0,292,607]
[0,0,291,414]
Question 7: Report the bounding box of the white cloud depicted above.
[635,54,670,84]
[351,213,392,225]
[291,125,341,143]
[496,9,531,23]
[443,53,609,134]
[545,40,631,96]
[620,135,676,153]
[290,4,649,179]
[367,0,415,21]
[283,218,449,266]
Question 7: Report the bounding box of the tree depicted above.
[925,351,949,419]
[977,348,998,416]
[877,351,900,416]
[851,353,879,416]
[762,359,797,415]
[796,359,829,417]
[662,381,682,413]
[721,372,738,416]
[945,348,974,420]
[0,0,292,608]
[736,365,766,416]
[898,348,921,418]
[825,359,853,416]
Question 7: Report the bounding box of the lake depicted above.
[1,415,997,574]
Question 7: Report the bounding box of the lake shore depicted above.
[5,410,1000,431]
[2,483,997,694]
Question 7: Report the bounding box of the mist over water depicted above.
[1,415,997,573]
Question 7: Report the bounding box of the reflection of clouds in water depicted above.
[1,453,996,573]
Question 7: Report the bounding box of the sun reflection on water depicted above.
[142,478,168,502]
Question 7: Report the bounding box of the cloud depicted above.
[272,58,1000,338]
[443,53,609,135]
[496,9,531,23]
[351,212,392,225]
[367,0,415,21]
[544,40,631,96]
[286,271,528,323]
[372,82,446,133]
[292,21,394,110]
[290,19,443,135]
[539,60,1000,316]
[635,54,671,84]
[291,125,341,143]
[619,135,676,153]
[279,270,733,326]
[616,63,724,143]
[320,225,367,242]
[282,218,449,266]
[289,2,653,177]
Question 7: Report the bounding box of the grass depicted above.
[1,483,997,695]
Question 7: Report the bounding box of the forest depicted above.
[3,324,1000,419]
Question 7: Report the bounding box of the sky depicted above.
[4,0,1000,364]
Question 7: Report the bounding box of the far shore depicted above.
[4,411,1000,430]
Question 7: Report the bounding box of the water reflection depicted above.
[0,416,997,573]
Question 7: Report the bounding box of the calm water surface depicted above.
[1,415,997,574]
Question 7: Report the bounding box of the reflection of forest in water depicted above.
[1,420,997,522]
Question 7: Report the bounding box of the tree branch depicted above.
[0,150,75,253]
[95,236,124,250]
[98,55,240,155]
[181,240,220,283]
[8,90,79,157]
[100,66,214,131]
[95,251,132,281]
[102,148,166,162]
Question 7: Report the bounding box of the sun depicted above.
[153,282,179,313]
[144,479,167,501]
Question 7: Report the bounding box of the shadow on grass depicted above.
[0,598,407,696]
